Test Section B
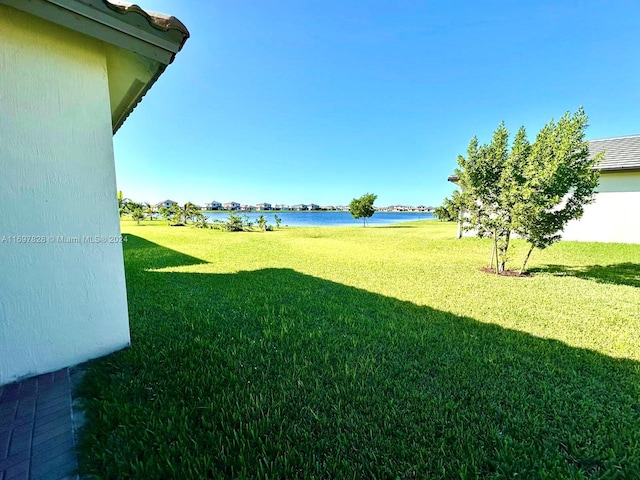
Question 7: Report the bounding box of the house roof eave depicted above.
[1,0,189,133]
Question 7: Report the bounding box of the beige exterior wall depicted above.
[0,7,130,385]
[561,171,640,243]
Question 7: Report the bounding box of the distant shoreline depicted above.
[201,209,433,214]
[201,210,434,227]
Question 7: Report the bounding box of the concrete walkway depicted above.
[0,369,79,480]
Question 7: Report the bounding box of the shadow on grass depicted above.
[122,233,208,270]
[78,235,640,479]
[531,262,640,288]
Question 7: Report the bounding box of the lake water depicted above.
[203,211,433,227]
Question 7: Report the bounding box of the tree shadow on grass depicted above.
[77,235,640,479]
[531,263,640,288]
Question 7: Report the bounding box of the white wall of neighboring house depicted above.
[561,171,640,243]
[0,8,130,384]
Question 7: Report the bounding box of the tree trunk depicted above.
[488,242,494,268]
[520,244,535,274]
[499,230,511,272]
[493,230,499,274]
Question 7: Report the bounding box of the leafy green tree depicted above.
[349,193,377,227]
[159,205,174,224]
[225,213,244,231]
[514,109,601,272]
[180,202,201,224]
[257,215,268,232]
[165,202,202,226]
[142,202,155,221]
[456,123,511,271]
[128,202,145,225]
[193,214,209,229]
[434,190,463,222]
[455,108,601,273]
[274,214,282,229]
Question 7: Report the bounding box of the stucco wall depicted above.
[561,171,640,243]
[0,7,130,385]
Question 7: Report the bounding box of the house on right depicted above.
[561,135,640,243]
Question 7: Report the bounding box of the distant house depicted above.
[157,199,178,209]
[392,205,409,212]
[448,135,640,244]
[0,0,188,385]
[240,204,255,211]
[223,201,240,211]
[292,204,307,211]
[321,205,336,211]
[307,203,320,211]
[204,200,222,210]
[256,202,272,210]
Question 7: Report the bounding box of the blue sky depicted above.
[114,0,640,207]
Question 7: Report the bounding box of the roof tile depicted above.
[589,134,640,171]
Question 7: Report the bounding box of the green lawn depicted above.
[77,220,640,479]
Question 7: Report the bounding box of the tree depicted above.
[456,123,512,272]
[514,109,601,272]
[159,205,174,223]
[180,202,202,224]
[159,202,203,226]
[128,202,145,225]
[142,202,155,221]
[349,193,377,227]
[434,190,463,222]
[257,215,268,232]
[455,108,601,273]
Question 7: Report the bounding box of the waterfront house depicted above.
[307,204,320,211]
[292,204,307,211]
[447,135,640,244]
[223,201,241,211]
[204,200,223,210]
[256,202,272,211]
[0,0,189,385]
[157,199,178,209]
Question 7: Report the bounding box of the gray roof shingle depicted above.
[590,134,640,172]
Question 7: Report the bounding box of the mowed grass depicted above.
[77,220,640,479]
